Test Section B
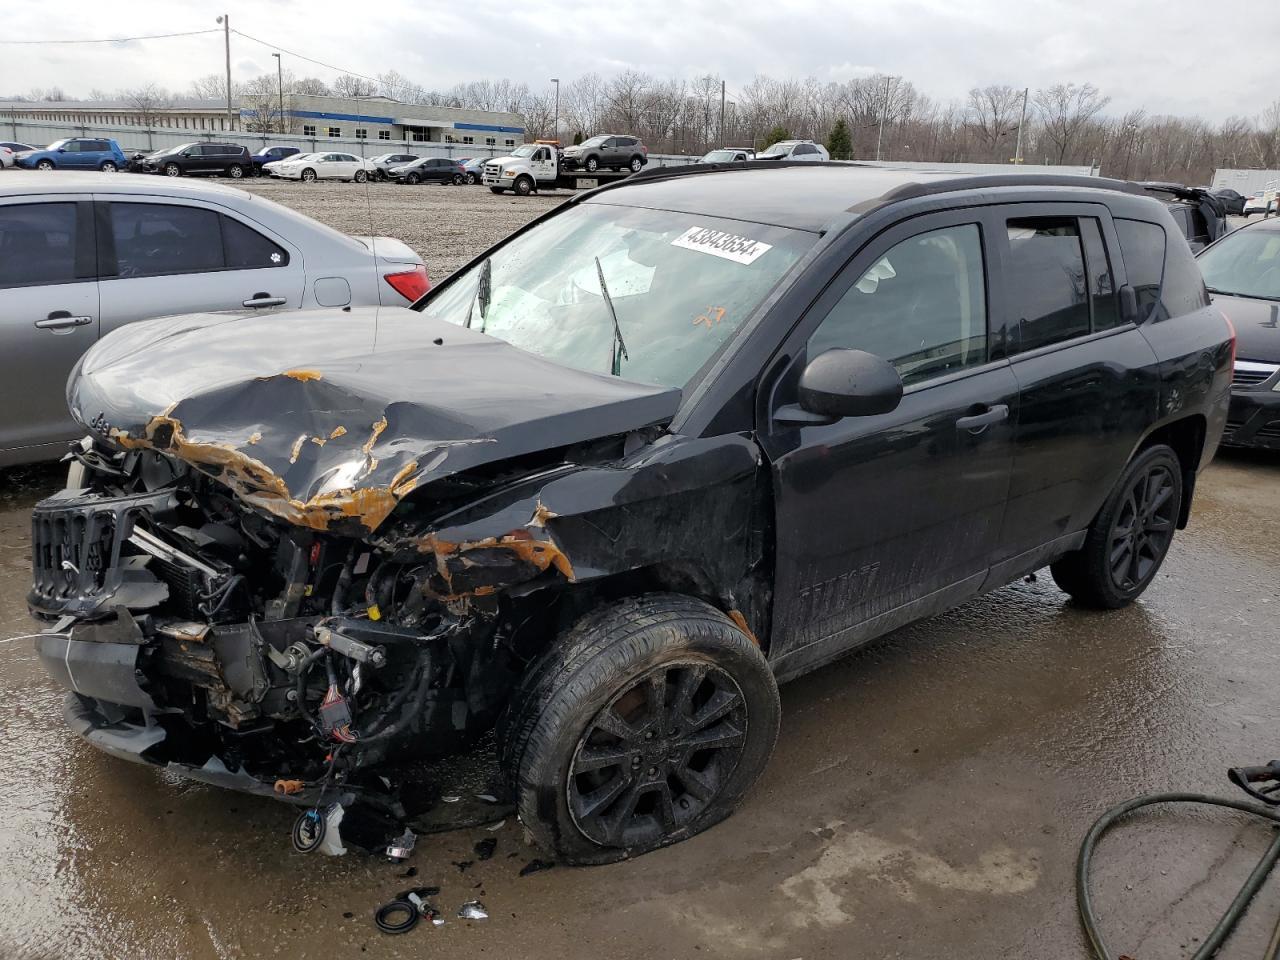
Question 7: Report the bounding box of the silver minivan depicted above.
[0,173,427,467]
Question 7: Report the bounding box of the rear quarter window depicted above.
[1115,217,1207,322]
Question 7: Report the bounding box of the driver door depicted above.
[759,208,1019,676]
[532,147,555,180]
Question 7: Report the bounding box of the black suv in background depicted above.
[250,146,300,175]
[1211,188,1248,216]
[140,142,253,178]
[1143,183,1228,251]
[30,164,1232,867]
[561,134,648,172]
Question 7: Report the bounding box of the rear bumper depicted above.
[1222,389,1280,449]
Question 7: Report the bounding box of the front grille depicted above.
[1233,362,1279,388]
[31,508,117,603]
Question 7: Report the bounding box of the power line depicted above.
[230,29,381,84]
[0,28,219,45]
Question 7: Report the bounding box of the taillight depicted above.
[384,264,430,302]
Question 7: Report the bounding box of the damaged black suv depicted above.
[29,163,1233,864]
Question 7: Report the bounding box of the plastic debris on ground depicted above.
[474,837,497,861]
[519,858,554,877]
[458,900,489,920]
[385,828,416,861]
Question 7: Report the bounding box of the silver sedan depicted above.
[0,172,429,467]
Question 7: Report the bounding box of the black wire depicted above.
[229,28,380,84]
[0,29,219,44]
[1077,792,1280,960]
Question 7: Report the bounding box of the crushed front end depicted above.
[28,445,527,807]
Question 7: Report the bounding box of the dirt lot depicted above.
[236,177,563,279]
[2,184,1280,960]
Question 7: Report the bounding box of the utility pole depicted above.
[551,78,560,142]
[1013,86,1028,164]
[719,79,726,146]
[216,15,232,130]
[876,75,899,162]
[273,53,284,133]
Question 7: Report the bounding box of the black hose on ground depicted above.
[1077,792,1280,960]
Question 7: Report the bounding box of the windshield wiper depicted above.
[595,256,629,376]
[464,257,492,331]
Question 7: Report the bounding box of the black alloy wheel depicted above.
[567,661,747,848]
[1106,461,1177,592]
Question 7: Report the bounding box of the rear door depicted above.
[0,196,99,457]
[96,197,305,338]
[987,203,1161,580]
[761,209,1019,674]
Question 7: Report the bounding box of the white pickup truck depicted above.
[482,143,635,196]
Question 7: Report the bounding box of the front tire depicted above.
[584,156,599,173]
[500,594,779,865]
[36,159,55,171]
[164,163,181,177]
[513,175,534,196]
[465,172,477,184]
[1050,444,1182,609]
[301,168,317,182]
[405,172,420,185]
[354,169,368,183]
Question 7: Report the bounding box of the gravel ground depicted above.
[236,177,564,279]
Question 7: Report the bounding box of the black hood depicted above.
[1216,294,1280,364]
[69,306,681,534]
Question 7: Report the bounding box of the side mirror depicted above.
[796,348,903,419]
[56,148,66,153]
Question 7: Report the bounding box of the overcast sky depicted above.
[2,0,1274,121]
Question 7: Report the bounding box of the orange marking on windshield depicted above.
[693,306,727,329]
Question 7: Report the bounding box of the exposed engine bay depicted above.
[29,442,556,804]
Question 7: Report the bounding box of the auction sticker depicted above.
[671,225,772,265]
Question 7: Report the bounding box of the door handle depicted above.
[955,403,1009,433]
[34,312,93,330]
[243,294,287,308]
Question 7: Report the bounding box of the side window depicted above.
[808,223,988,387]
[1079,218,1120,331]
[1004,217,1090,353]
[795,143,817,156]
[1114,219,1166,323]
[109,203,224,278]
[0,202,79,288]
[222,216,288,270]
[87,140,109,152]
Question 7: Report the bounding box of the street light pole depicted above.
[272,53,284,133]
[216,15,232,130]
[551,78,560,142]
[876,75,899,162]
[1013,86,1029,164]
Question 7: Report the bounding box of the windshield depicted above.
[46,139,69,151]
[701,150,738,162]
[1198,227,1280,301]
[511,145,539,158]
[757,143,792,158]
[579,136,607,148]
[418,203,814,389]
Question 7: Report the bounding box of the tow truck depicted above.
[482,141,638,196]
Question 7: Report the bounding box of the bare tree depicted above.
[333,74,377,98]
[292,77,331,97]
[1034,82,1110,164]
[189,74,237,101]
[122,83,173,128]
[967,85,1023,161]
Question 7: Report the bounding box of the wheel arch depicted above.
[1136,413,1207,529]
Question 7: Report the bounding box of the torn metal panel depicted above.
[68,307,681,535]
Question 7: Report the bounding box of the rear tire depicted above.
[100,160,118,173]
[1050,444,1182,609]
[499,594,779,865]
[227,164,244,179]
[629,156,644,172]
